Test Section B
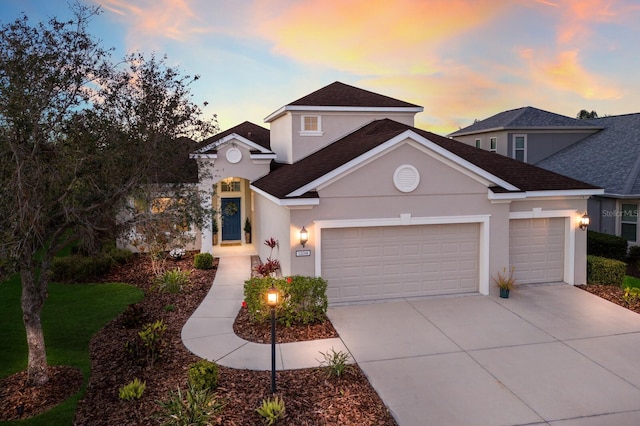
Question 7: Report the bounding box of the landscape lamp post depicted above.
[267,286,279,393]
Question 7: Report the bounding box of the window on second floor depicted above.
[300,115,323,136]
[514,135,527,162]
[475,139,481,149]
[621,203,638,242]
[490,137,497,152]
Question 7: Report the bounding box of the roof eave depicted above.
[264,105,424,123]
[250,185,320,207]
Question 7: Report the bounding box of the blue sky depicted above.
[2,0,639,135]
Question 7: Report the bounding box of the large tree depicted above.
[0,5,216,386]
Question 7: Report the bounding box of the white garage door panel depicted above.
[322,223,480,304]
[509,218,564,284]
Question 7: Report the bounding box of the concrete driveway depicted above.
[327,284,640,425]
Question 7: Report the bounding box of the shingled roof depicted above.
[449,106,601,137]
[252,119,600,199]
[538,113,640,196]
[289,81,421,108]
[264,82,423,122]
[197,121,271,154]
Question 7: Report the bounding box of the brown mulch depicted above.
[1,251,396,425]
[233,305,339,343]
[577,284,640,314]
[0,365,83,421]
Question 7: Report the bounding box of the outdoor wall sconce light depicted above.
[267,286,279,393]
[579,213,590,231]
[299,226,308,248]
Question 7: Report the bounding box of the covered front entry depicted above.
[321,223,480,304]
[509,218,565,284]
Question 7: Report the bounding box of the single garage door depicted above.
[509,218,564,284]
[321,223,479,304]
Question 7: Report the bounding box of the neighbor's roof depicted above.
[449,106,601,137]
[264,81,423,122]
[252,119,600,200]
[538,113,640,196]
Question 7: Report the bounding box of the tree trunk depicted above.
[21,267,49,386]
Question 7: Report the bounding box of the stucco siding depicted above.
[254,192,291,275]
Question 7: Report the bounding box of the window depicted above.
[514,135,527,162]
[220,177,241,192]
[621,203,638,242]
[475,139,481,149]
[300,115,323,136]
[490,137,497,152]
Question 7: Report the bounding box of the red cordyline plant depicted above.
[254,237,280,277]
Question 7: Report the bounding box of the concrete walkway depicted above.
[181,256,349,370]
[183,256,640,425]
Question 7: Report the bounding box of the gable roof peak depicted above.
[264,81,423,122]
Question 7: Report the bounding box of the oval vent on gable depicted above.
[393,165,420,193]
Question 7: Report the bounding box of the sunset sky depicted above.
[2,0,639,135]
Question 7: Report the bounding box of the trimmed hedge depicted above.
[244,275,328,326]
[587,255,626,286]
[587,230,627,261]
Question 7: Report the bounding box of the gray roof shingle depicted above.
[538,113,640,195]
[449,106,600,136]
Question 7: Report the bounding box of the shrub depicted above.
[163,304,176,312]
[121,303,148,329]
[50,254,113,282]
[126,319,167,366]
[256,395,286,425]
[243,276,328,326]
[188,359,219,391]
[194,252,214,270]
[623,287,640,304]
[628,245,640,266]
[587,230,628,261]
[318,348,353,378]
[156,384,224,426]
[104,246,132,265]
[169,247,186,260]
[154,268,190,293]
[587,255,626,286]
[119,378,146,401]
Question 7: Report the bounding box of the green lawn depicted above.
[624,275,640,289]
[0,274,143,425]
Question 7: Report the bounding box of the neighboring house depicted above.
[450,107,640,245]
[189,82,601,304]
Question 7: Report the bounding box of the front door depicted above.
[221,197,241,241]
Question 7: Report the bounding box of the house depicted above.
[190,82,602,304]
[450,107,640,245]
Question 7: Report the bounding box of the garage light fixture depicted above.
[579,213,590,231]
[299,226,308,248]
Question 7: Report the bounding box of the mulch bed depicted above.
[577,284,640,314]
[1,252,396,425]
[0,366,83,421]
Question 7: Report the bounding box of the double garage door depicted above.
[321,218,566,304]
[321,223,479,304]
